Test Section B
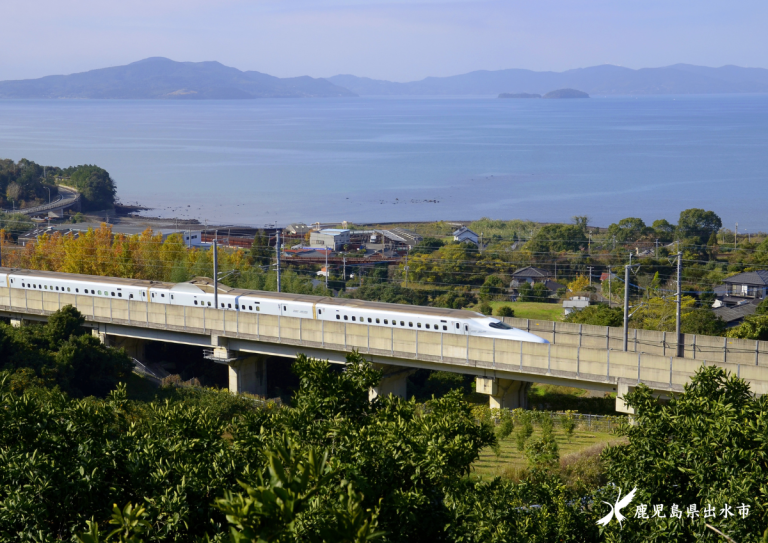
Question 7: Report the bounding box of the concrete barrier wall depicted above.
[503,316,767,366]
[2,289,768,394]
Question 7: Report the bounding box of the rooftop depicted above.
[723,270,768,286]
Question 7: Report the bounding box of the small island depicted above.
[498,88,590,99]
[498,92,541,99]
[543,88,589,99]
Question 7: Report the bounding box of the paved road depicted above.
[6,185,80,215]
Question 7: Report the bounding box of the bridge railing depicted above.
[501,317,768,366]
[1,286,767,395]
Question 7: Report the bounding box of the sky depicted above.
[1,0,766,82]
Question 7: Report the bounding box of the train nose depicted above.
[524,332,549,344]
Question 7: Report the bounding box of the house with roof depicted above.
[508,266,565,301]
[714,270,768,308]
[453,226,478,245]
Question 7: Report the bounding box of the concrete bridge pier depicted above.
[369,364,415,401]
[476,377,531,410]
[228,355,268,397]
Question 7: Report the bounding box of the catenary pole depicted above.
[623,262,630,352]
[276,230,281,293]
[325,248,329,290]
[676,251,683,358]
[213,236,218,310]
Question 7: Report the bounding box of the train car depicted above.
[0,268,548,344]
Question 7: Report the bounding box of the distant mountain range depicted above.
[1,59,767,99]
[0,57,356,99]
[328,64,768,96]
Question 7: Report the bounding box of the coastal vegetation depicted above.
[0,158,117,211]
[1,329,765,542]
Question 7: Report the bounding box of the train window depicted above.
[400,321,405,326]
[142,292,146,296]
[129,294,133,299]
[32,284,36,288]
[171,295,174,300]
[368,318,372,323]
[194,300,198,305]
[256,306,260,311]
[284,306,287,311]
[465,325,468,331]
[489,321,513,330]
[318,309,322,314]
[425,324,430,329]
[151,293,155,298]
[55,286,58,291]
[21,283,25,287]
[75,288,79,292]
[207,302,211,307]
[228,304,231,308]
[118,293,122,297]
[384,319,388,324]
[161,294,165,298]
[443,325,447,331]
[248,306,252,310]
[409,322,413,327]
[455,323,459,329]
[344,315,348,321]
[91,290,95,294]
[352,316,356,321]
[417,323,421,328]
[44,285,48,290]
[67,288,71,292]
[376,318,380,324]
[111,292,115,296]
[336,315,340,320]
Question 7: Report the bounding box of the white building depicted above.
[310,229,351,250]
[453,226,479,245]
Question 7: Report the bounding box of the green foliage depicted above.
[410,236,444,256]
[606,217,649,243]
[345,283,428,306]
[478,274,505,300]
[250,230,272,268]
[524,224,587,254]
[63,164,117,211]
[727,314,768,340]
[601,366,768,542]
[0,211,34,240]
[431,289,477,309]
[524,433,559,468]
[515,414,534,452]
[560,413,576,441]
[478,301,493,315]
[680,308,726,336]
[563,304,623,327]
[651,219,676,243]
[495,305,514,318]
[676,208,722,245]
[0,305,132,397]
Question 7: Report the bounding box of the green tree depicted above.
[531,282,551,302]
[516,281,533,302]
[602,366,768,542]
[563,304,624,327]
[478,301,493,315]
[250,229,272,267]
[410,237,444,256]
[479,274,505,300]
[496,305,514,318]
[676,208,722,245]
[606,217,648,243]
[727,314,768,340]
[64,164,117,210]
[524,224,587,254]
[651,219,676,243]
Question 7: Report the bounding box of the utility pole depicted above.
[735,223,738,250]
[587,266,594,286]
[676,251,683,358]
[588,232,592,255]
[213,236,218,309]
[343,256,346,282]
[608,266,612,308]
[623,261,630,351]
[655,239,659,256]
[479,232,483,253]
[276,230,281,293]
[405,248,409,288]
[325,248,329,290]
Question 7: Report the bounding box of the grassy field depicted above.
[471,425,620,480]
[489,301,564,321]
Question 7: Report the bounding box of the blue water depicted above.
[0,95,766,229]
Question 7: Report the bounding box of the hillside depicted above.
[543,88,589,99]
[328,64,768,96]
[0,57,356,99]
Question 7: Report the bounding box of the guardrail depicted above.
[501,317,768,365]
[5,186,80,216]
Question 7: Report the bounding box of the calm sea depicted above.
[0,95,766,230]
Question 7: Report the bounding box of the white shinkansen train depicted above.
[0,268,548,343]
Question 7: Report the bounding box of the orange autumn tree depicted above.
[4,223,253,283]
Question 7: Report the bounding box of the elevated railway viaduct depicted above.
[1,286,766,413]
